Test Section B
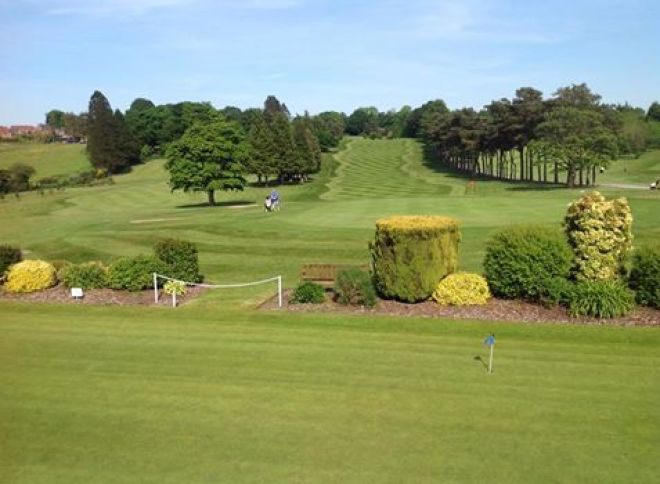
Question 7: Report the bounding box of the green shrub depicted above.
[539,277,575,307]
[290,281,326,304]
[432,272,491,305]
[564,191,633,282]
[567,280,635,318]
[107,255,169,291]
[5,260,57,293]
[629,246,660,308]
[483,226,573,301]
[61,262,108,289]
[370,215,460,303]
[50,260,71,282]
[153,238,201,282]
[335,268,376,307]
[0,244,22,276]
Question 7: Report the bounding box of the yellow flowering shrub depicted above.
[564,192,633,282]
[5,260,57,293]
[432,272,491,305]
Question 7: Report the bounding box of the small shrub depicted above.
[335,268,376,307]
[371,215,460,302]
[483,226,573,301]
[564,191,633,282]
[567,280,635,318]
[0,244,22,276]
[107,255,169,292]
[290,281,325,304]
[50,260,71,282]
[163,280,186,296]
[61,262,108,289]
[539,277,575,307]
[432,272,491,306]
[629,246,660,308]
[154,238,201,282]
[4,260,57,293]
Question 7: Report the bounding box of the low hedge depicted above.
[107,255,169,292]
[61,262,108,289]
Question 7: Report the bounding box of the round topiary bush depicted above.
[432,272,491,306]
[4,260,57,293]
[334,268,376,307]
[483,225,573,301]
[567,280,635,318]
[0,244,22,276]
[370,215,460,303]
[107,255,169,292]
[61,262,108,289]
[628,245,659,308]
[290,281,325,304]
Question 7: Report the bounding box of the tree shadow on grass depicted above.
[175,200,256,209]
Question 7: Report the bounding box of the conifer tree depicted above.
[247,113,277,183]
[87,90,122,172]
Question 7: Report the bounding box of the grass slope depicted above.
[0,139,659,482]
[0,143,90,178]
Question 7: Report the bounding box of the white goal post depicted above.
[153,273,283,308]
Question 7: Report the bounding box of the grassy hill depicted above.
[1,138,659,482]
[0,142,91,178]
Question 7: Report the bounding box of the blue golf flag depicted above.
[484,334,495,347]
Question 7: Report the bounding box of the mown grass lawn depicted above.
[1,303,659,483]
[0,138,658,482]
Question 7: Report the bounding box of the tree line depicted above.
[43,85,660,193]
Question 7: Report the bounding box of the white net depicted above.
[153,273,282,307]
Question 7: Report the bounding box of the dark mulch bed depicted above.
[0,284,206,307]
[261,289,660,327]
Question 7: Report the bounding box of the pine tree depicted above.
[87,90,121,173]
[247,113,277,184]
[269,112,295,182]
[113,110,140,168]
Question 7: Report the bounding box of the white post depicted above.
[172,292,177,308]
[153,273,159,303]
[277,276,282,308]
[489,344,494,374]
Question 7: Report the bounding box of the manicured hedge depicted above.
[629,245,660,308]
[483,225,572,301]
[61,262,108,289]
[371,215,460,303]
[154,238,201,282]
[107,255,169,292]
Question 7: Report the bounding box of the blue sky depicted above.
[1,0,658,124]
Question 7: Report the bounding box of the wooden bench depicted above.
[300,264,370,288]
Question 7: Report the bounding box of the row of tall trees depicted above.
[417,84,657,187]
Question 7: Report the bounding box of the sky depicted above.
[0,0,658,124]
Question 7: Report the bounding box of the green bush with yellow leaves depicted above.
[432,272,491,306]
[4,260,57,293]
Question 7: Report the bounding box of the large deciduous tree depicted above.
[534,107,618,187]
[165,120,248,206]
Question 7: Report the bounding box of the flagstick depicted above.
[488,343,494,374]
